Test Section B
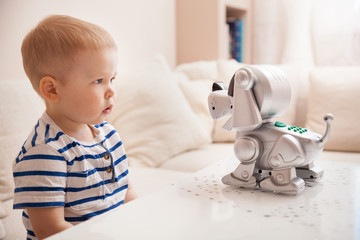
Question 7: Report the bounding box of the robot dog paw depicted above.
[296,167,324,183]
[222,174,257,188]
[259,176,305,195]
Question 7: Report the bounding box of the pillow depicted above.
[0,194,8,238]
[0,136,21,201]
[306,67,360,152]
[0,200,7,218]
[175,60,241,143]
[107,60,211,167]
[0,219,4,240]
[175,61,218,81]
[0,80,44,201]
[177,79,237,143]
[177,79,214,136]
[217,59,244,84]
[212,118,236,143]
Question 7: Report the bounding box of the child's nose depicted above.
[105,84,115,99]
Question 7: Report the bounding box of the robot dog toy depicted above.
[208,65,333,195]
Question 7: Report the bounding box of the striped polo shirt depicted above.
[13,112,129,239]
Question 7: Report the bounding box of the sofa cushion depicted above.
[177,79,214,136]
[175,60,239,143]
[2,198,26,240]
[107,60,211,167]
[0,136,23,201]
[217,59,245,84]
[306,67,360,152]
[175,61,218,81]
[0,80,44,201]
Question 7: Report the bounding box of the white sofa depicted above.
[1,58,360,240]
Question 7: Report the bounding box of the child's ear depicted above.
[39,76,60,102]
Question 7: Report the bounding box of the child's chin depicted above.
[91,118,106,125]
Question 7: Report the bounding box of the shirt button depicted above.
[104,153,110,160]
[106,167,112,173]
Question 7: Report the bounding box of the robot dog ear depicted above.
[228,75,234,97]
[212,82,227,92]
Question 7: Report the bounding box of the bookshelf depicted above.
[176,0,253,64]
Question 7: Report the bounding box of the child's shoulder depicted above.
[19,113,73,156]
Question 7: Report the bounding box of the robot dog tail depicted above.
[318,113,334,148]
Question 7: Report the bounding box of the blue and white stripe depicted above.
[13,112,129,239]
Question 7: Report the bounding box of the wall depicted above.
[252,0,360,66]
[0,0,176,81]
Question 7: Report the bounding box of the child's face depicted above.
[56,48,118,126]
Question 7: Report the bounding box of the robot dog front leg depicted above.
[222,135,260,188]
[259,134,306,195]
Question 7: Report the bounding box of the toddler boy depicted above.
[13,15,137,239]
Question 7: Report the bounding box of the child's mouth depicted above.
[103,105,113,114]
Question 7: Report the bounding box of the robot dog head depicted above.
[229,65,291,120]
[208,65,291,132]
[208,82,233,119]
[228,65,291,131]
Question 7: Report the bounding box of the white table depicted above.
[48,153,360,240]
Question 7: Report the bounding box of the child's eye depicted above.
[110,77,115,83]
[94,79,103,84]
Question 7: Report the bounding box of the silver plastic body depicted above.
[208,65,333,195]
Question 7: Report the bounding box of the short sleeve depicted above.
[13,144,67,209]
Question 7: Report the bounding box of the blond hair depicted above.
[21,15,117,93]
